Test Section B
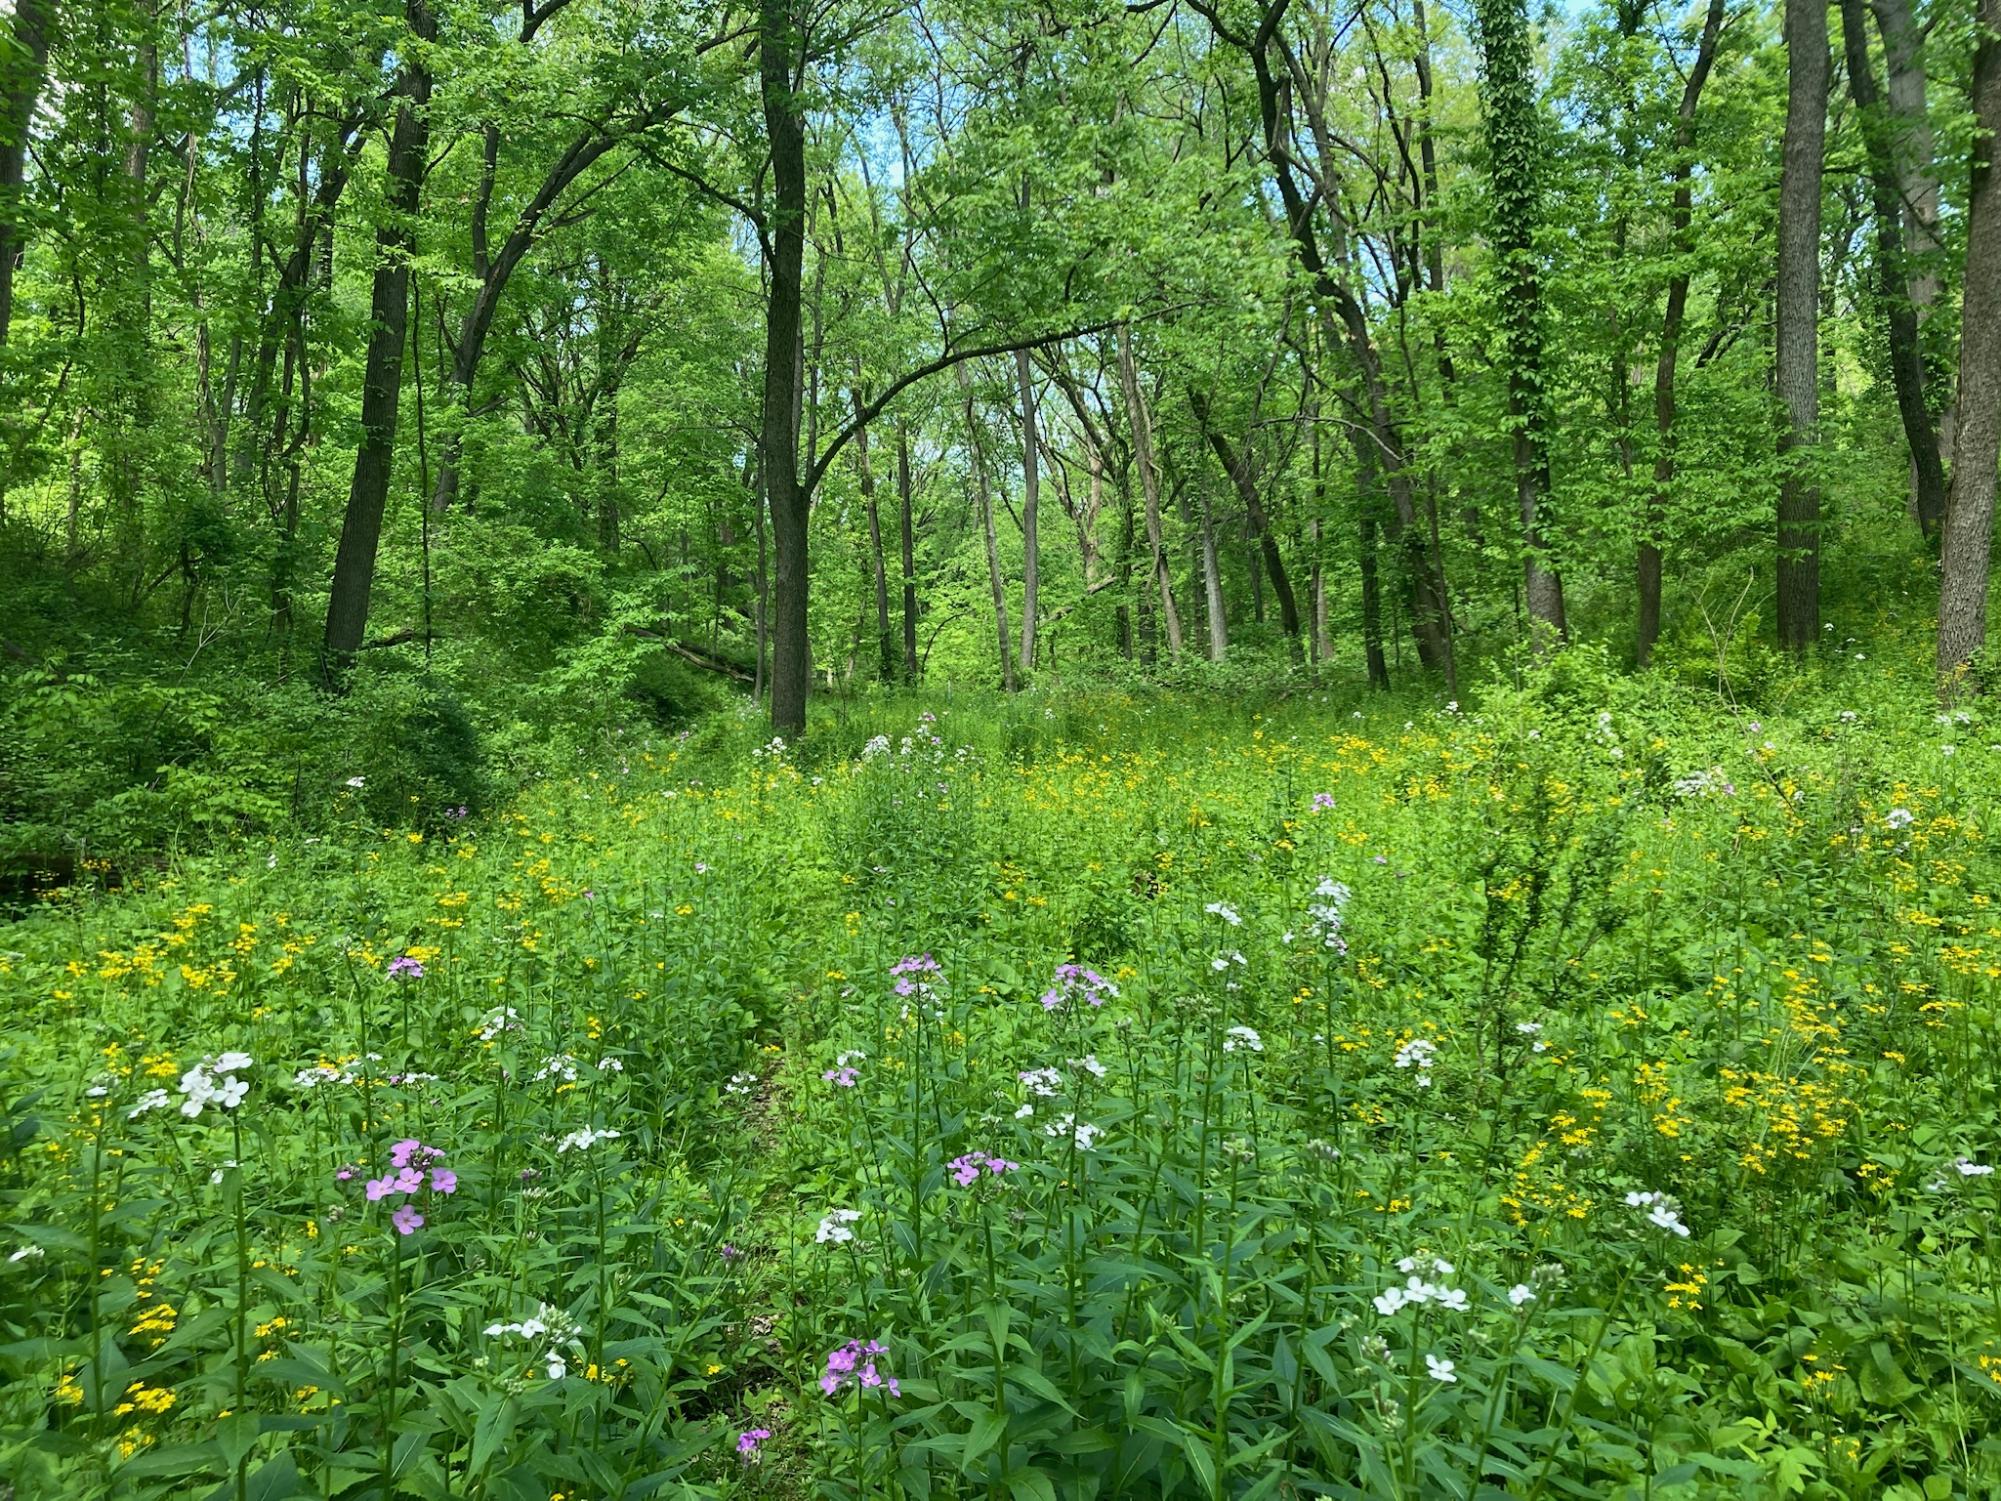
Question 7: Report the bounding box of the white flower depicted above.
[127,1089,170,1119]
[344,776,366,789]
[477,1006,522,1041]
[8,1245,45,1262]
[1393,1038,1438,1079]
[1204,902,1242,926]
[1019,1067,1063,1097]
[1954,1158,1995,1177]
[1373,1286,1411,1316]
[725,1072,758,1096]
[534,1054,580,1084]
[214,1051,254,1073]
[555,1126,622,1154]
[545,1354,567,1380]
[1223,1026,1263,1053]
[1508,1283,1536,1307]
[210,1160,239,1185]
[1624,1190,1659,1208]
[816,1208,862,1244]
[1071,1054,1108,1078]
[1425,1354,1457,1383]
[1646,1205,1691,1238]
[1045,1114,1101,1150]
[1014,1103,1035,1119]
[596,1056,625,1072]
[1886,807,1914,830]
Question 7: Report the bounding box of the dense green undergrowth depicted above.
[3,661,2000,1499]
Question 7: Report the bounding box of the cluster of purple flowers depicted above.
[386,955,425,980]
[343,1138,456,1235]
[1310,792,1337,812]
[890,954,941,997]
[949,1150,1020,1187]
[821,1338,900,1398]
[736,1427,771,1459]
[1039,963,1118,1012]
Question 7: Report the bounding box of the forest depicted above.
[5,0,2001,1495]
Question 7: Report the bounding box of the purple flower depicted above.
[823,1066,860,1088]
[389,1138,422,1169]
[949,1151,1021,1187]
[395,1165,423,1194]
[1039,963,1118,1012]
[391,1204,424,1235]
[890,954,940,976]
[387,956,425,980]
[736,1427,771,1458]
[335,1163,358,1182]
[365,1175,397,1202]
[430,1167,457,1195]
[1311,792,1336,812]
[820,1338,900,1399]
[720,1242,742,1263]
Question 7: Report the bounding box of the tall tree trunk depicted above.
[1355,433,1391,690]
[320,0,434,679]
[896,418,919,681]
[0,0,52,349]
[1641,0,1725,667]
[1191,389,1302,651]
[1117,326,1183,656]
[1938,0,2001,692]
[1475,0,1566,648]
[851,387,895,681]
[1776,0,1828,653]
[1842,0,1948,541]
[1016,346,1040,673]
[1178,476,1227,660]
[964,375,1016,692]
[758,0,810,733]
[1870,0,1942,315]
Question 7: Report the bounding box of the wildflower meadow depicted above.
[3,665,2000,1500]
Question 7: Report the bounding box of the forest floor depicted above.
[2,677,1999,1499]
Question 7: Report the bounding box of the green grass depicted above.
[3,667,1999,1499]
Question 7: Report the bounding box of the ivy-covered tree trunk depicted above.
[321,0,434,681]
[1475,0,1565,649]
[1938,0,2001,692]
[1775,0,1828,654]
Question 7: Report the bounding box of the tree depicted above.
[322,0,435,680]
[1475,0,1565,647]
[1938,0,2001,692]
[1775,0,1827,654]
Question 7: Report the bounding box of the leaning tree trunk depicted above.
[851,386,895,682]
[1192,389,1302,653]
[321,0,434,680]
[1938,0,2001,693]
[1842,0,1948,541]
[758,0,811,734]
[1475,0,1566,649]
[1775,0,1828,653]
[1641,0,1725,667]
[896,418,919,681]
[963,373,1016,693]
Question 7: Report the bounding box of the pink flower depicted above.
[389,1139,421,1169]
[430,1167,457,1195]
[365,1175,397,1202]
[391,1204,424,1236]
[395,1166,423,1194]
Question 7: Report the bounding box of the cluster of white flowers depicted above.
[1303,877,1352,954]
[1018,1067,1063,1097]
[1885,806,1915,831]
[1069,1054,1108,1079]
[724,1072,758,1096]
[555,1126,622,1154]
[1515,1020,1550,1054]
[1223,1026,1263,1054]
[816,1208,862,1244]
[177,1053,253,1118]
[1625,1190,1691,1238]
[1955,1158,1994,1177]
[1044,1114,1101,1150]
[749,736,788,760]
[485,1303,583,1380]
[1425,1354,1457,1383]
[1673,766,1736,799]
[1373,1256,1469,1316]
[477,1006,522,1041]
[596,1056,624,1073]
[292,1053,388,1090]
[1204,902,1242,927]
[1393,1037,1438,1085]
[533,1054,580,1084]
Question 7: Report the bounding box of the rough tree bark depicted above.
[1938,0,2001,692]
[0,0,52,350]
[1016,346,1040,674]
[1117,325,1183,656]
